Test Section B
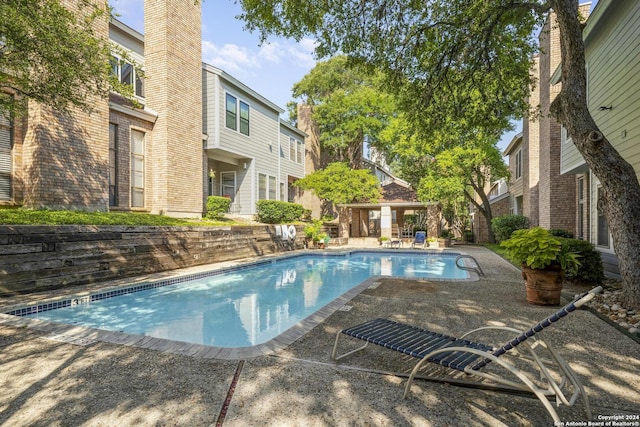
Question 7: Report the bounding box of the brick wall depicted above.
[144,0,203,218]
[18,0,110,211]
[108,109,155,210]
[537,12,577,232]
[0,225,309,295]
[524,57,540,226]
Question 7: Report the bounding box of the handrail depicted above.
[455,254,485,277]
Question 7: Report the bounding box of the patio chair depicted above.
[331,286,602,423]
[411,231,428,249]
[386,225,403,248]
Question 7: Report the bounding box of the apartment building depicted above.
[555,0,640,275]
[202,65,306,216]
[1,1,306,217]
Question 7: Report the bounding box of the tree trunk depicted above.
[550,0,640,309]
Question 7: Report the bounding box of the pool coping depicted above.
[0,248,479,360]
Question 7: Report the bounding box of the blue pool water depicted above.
[21,251,468,348]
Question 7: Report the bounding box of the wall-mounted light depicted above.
[243,162,247,170]
[598,105,612,111]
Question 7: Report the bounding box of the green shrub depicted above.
[558,238,605,284]
[500,227,579,273]
[549,229,575,238]
[256,200,304,224]
[206,196,231,220]
[492,214,529,242]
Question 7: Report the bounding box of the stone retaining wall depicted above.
[0,225,326,295]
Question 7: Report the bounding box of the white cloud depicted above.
[202,37,317,75]
[258,42,282,63]
[202,41,260,74]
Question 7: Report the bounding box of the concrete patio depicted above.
[1,246,638,426]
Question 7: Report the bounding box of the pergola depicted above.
[336,201,441,240]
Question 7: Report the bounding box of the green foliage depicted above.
[0,208,198,226]
[255,200,304,224]
[557,238,604,284]
[292,56,396,166]
[439,229,453,238]
[239,0,541,138]
[492,214,530,243]
[500,227,580,273]
[549,229,575,239]
[293,162,381,204]
[0,0,115,117]
[206,196,232,220]
[303,219,324,241]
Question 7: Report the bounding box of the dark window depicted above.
[596,186,609,247]
[239,101,249,136]
[225,94,237,130]
[109,123,118,207]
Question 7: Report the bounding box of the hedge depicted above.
[206,196,231,219]
[256,200,304,224]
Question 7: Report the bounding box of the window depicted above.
[577,177,585,239]
[239,101,250,136]
[0,113,12,200]
[225,94,237,130]
[289,138,296,160]
[515,149,522,179]
[258,173,267,200]
[111,55,144,98]
[268,176,277,200]
[130,129,145,207]
[596,186,609,247]
[280,183,285,201]
[297,140,303,164]
[109,123,118,207]
[221,172,235,202]
[561,126,572,145]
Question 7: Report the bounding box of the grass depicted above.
[482,242,520,268]
[0,208,249,227]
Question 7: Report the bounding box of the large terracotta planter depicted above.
[521,264,563,305]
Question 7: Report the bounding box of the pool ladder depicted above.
[455,255,485,277]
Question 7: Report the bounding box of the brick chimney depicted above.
[144,1,203,217]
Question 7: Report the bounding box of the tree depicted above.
[238,0,640,309]
[415,137,509,243]
[293,162,381,213]
[0,0,128,117]
[291,56,396,168]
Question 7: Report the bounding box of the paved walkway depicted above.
[1,245,638,426]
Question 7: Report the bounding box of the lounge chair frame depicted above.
[331,286,602,423]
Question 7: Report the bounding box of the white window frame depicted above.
[258,173,267,200]
[515,149,523,180]
[225,92,250,136]
[130,129,145,208]
[220,171,236,202]
[110,54,144,100]
[0,113,12,200]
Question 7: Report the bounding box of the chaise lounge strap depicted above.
[340,318,493,371]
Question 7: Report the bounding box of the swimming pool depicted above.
[5,251,473,355]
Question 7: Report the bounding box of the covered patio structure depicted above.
[336,202,441,240]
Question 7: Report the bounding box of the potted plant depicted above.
[378,236,389,246]
[316,232,329,249]
[438,229,453,248]
[500,227,580,305]
[304,219,330,248]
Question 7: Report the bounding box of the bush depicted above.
[206,196,231,220]
[558,238,605,284]
[256,200,304,224]
[549,229,575,238]
[492,214,529,243]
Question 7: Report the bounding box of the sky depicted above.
[110,0,316,119]
[110,0,599,154]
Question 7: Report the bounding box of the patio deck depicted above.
[0,245,638,426]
